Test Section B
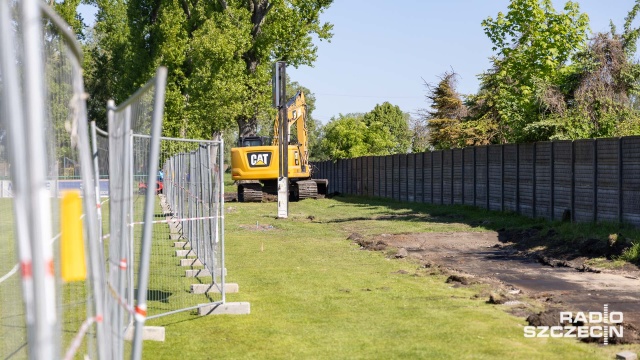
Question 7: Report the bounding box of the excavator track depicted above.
[292,180,318,201]
[238,182,263,202]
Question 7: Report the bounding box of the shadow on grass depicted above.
[135,289,172,303]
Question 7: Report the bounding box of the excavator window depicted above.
[238,136,272,147]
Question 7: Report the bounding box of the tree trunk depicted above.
[237,116,257,138]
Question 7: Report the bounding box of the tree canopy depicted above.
[62,0,640,158]
[362,102,410,155]
[317,103,411,160]
[84,0,333,139]
[480,0,590,142]
[423,0,640,150]
[319,114,368,160]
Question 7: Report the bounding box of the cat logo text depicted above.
[248,152,271,167]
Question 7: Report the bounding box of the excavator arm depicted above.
[273,91,309,172]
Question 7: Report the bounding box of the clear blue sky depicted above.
[288,0,640,123]
[78,0,640,123]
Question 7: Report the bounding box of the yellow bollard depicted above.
[60,190,86,282]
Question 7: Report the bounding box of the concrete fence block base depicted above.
[180,258,203,267]
[175,249,195,257]
[184,268,226,278]
[124,326,165,342]
[191,283,239,294]
[198,302,250,315]
[617,351,638,360]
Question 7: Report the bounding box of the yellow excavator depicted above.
[230,91,328,202]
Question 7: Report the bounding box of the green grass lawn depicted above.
[141,196,640,360]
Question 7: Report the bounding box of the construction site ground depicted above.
[350,229,640,344]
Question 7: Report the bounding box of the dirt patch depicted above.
[445,274,478,286]
[349,233,388,251]
[239,223,275,231]
[348,230,640,344]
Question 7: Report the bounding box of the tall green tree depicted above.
[409,115,430,153]
[480,0,589,142]
[531,30,640,139]
[423,72,468,150]
[319,114,368,159]
[362,102,410,154]
[83,0,131,129]
[86,0,333,138]
[53,0,85,39]
[317,102,411,160]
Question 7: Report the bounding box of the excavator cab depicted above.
[237,136,272,147]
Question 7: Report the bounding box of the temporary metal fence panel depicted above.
[91,67,167,360]
[0,0,107,358]
[0,1,28,357]
[158,137,226,318]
